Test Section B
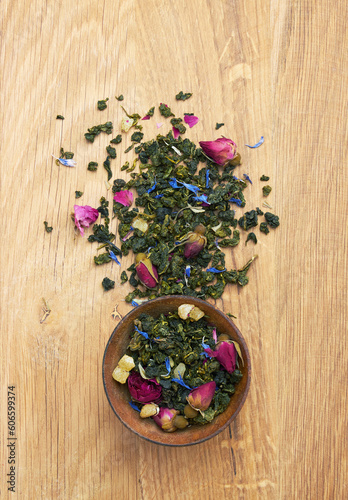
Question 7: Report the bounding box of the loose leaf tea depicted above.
[85,122,113,142]
[176,91,193,101]
[113,306,243,431]
[75,191,83,199]
[97,98,109,110]
[44,221,53,233]
[102,277,115,291]
[262,185,272,197]
[88,161,98,171]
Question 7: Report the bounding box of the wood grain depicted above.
[1,0,347,498]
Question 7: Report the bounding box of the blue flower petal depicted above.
[164,357,171,375]
[169,178,182,189]
[109,251,121,265]
[129,401,141,412]
[229,198,242,207]
[206,267,226,273]
[206,169,210,189]
[202,340,210,349]
[134,325,149,339]
[154,194,164,199]
[147,179,157,193]
[243,173,252,184]
[131,300,139,307]
[185,266,191,278]
[192,194,210,204]
[245,136,264,148]
[169,178,200,194]
[171,373,193,390]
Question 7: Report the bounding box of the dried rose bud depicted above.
[184,224,207,259]
[140,403,159,418]
[127,371,162,404]
[204,341,237,374]
[199,137,237,166]
[186,381,216,412]
[135,253,159,289]
[153,407,179,432]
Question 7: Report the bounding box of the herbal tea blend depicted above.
[65,92,279,299]
[112,305,243,431]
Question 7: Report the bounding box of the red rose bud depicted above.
[204,341,237,374]
[135,253,159,289]
[153,407,179,432]
[184,224,207,259]
[127,371,162,404]
[199,137,237,166]
[186,381,216,412]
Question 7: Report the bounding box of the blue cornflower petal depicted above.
[206,169,210,189]
[52,155,76,167]
[229,198,242,207]
[185,266,191,278]
[165,357,171,375]
[134,325,149,339]
[154,194,164,199]
[206,267,226,273]
[109,251,121,265]
[147,179,157,193]
[171,373,193,390]
[169,178,200,194]
[243,173,252,184]
[169,178,182,189]
[181,181,200,194]
[131,300,139,307]
[202,340,210,349]
[245,136,264,148]
[129,401,141,412]
[192,194,210,204]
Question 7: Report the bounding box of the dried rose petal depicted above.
[113,190,134,207]
[184,115,199,128]
[186,381,216,412]
[74,205,99,236]
[172,127,180,139]
[199,137,237,166]
[127,371,162,404]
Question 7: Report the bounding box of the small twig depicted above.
[40,298,51,323]
[111,304,122,320]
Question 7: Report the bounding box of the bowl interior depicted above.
[103,296,250,446]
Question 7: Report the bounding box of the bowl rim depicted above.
[102,295,251,446]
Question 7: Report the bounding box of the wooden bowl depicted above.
[102,296,251,446]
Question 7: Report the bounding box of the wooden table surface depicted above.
[1,1,347,499]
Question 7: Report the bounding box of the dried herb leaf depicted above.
[262,185,272,197]
[260,175,270,181]
[115,95,124,101]
[75,191,83,199]
[102,277,115,291]
[245,232,257,245]
[85,122,113,142]
[215,123,224,130]
[87,161,98,171]
[264,212,280,228]
[56,115,64,120]
[97,98,109,110]
[175,91,192,101]
[110,135,122,144]
[44,221,53,233]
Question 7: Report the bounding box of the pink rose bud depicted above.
[153,407,179,433]
[135,253,159,289]
[184,224,207,259]
[204,341,237,374]
[199,137,237,166]
[186,381,216,412]
[127,371,162,404]
[73,205,99,236]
